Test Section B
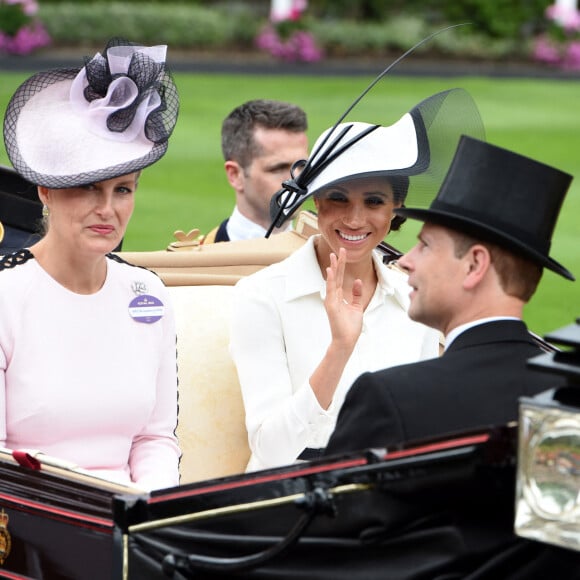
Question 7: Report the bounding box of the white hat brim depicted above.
[307,115,420,196]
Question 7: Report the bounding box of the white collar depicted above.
[227,206,291,242]
[283,236,407,311]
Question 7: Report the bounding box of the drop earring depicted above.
[42,204,49,218]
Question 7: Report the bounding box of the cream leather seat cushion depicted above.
[117,215,320,484]
[169,285,250,483]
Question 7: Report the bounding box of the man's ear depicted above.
[463,244,491,290]
[224,160,244,192]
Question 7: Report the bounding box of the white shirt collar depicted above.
[227,206,291,242]
[445,316,520,351]
[283,236,406,310]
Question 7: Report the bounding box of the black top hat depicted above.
[396,135,574,281]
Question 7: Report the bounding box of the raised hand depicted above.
[324,248,364,352]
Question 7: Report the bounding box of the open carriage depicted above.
[0,166,578,579]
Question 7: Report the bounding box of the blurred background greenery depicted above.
[3,70,577,335]
[33,0,555,62]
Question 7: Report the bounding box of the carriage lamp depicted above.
[515,318,580,552]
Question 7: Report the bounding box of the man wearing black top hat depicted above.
[325,135,579,578]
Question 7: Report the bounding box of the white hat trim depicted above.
[307,115,418,195]
[15,45,169,179]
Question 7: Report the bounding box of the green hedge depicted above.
[38,0,553,39]
[38,2,259,48]
[36,1,543,60]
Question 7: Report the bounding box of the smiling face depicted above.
[313,177,400,264]
[38,172,138,257]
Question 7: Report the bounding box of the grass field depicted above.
[0,70,578,336]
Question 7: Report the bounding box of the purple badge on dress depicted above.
[128,294,164,324]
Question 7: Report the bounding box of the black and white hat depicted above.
[269,88,485,230]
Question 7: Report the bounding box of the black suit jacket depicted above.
[214,218,230,242]
[324,320,578,579]
[327,320,563,454]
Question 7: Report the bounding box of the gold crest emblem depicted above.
[0,509,11,565]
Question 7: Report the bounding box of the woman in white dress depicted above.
[231,89,485,471]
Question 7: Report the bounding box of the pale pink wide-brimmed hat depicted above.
[3,38,179,188]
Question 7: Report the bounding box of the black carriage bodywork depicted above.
[0,332,578,580]
[0,451,137,579]
[116,427,520,580]
[0,424,578,579]
[0,427,514,579]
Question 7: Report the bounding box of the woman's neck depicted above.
[30,238,107,295]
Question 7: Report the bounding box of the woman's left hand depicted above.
[309,248,365,409]
[324,248,364,351]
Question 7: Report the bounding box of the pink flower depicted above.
[563,40,580,68]
[535,3,580,69]
[562,11,580,32]
[292,30,323,62]
[255,25,323,62]
[22,0,39,17]
[0,22,50,55]
[0,0,50,55]
[271,0,306,23]
[533,36,562,64]
[546,3,580,31]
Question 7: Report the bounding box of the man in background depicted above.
[205,99,308,243]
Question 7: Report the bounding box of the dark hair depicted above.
[450,231,542,302]
[221,99,308,169]
[389,175,409,232]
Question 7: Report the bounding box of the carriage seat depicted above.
[117,212,318,483]
[117,211,422,484]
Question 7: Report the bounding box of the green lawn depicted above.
[0,70,578,336]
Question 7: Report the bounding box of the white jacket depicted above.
[230,235,440,472]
